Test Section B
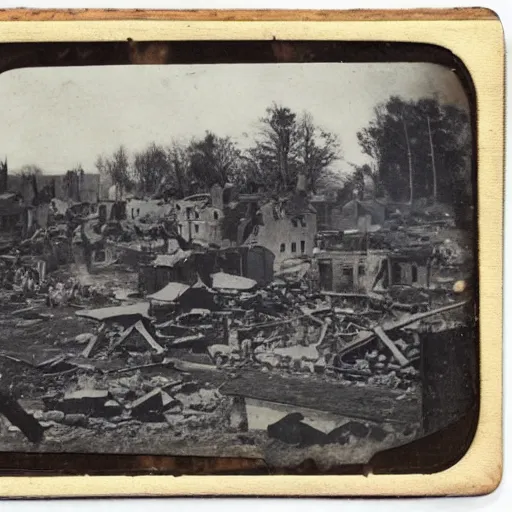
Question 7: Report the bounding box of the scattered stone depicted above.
[313,356,327,373]
[291,358,302,371]
[161,391,181,411]
[365,350,379,362]
[327,421,370,445]
[117,374,143,391]
[163,405,183,421]
[108,384,132,400]
[42,410,65,422]
[62,414,88,427]
[88,417,117,429]
[151,352,165,364]
[128,388,166,421]
[33,410,44,421]
[394,339,408,352]
[149,376,171,388]
[181,409,200,418]
[75,333,97,344]
[8,425,21,433]
[102,422,120,430]
[174,381,201,394]
[109,416,128,424]
[104,400,123,417]
[179,389,220,413]
[406,348,420,359]
[60,389,110,415]
[300,360,315,373]
[368,425,390,442]
[267,413,329,447]
[355,359,370,370]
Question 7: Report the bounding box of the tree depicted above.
[166,142,190,199]
[188,132,242,190]
[16,164,44,177]
[296,112,340,193]
[132,143,171,196]
[357,95,472,212]
[249,104,340,194]
[95,146,132,200]
[249,103,299,192]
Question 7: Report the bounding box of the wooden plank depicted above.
[11,306,36,317]
[240,315,305,331]
[316,322,330,346]
[373,326,409,367]
[81,336,100,359]
[381,301,468,331]
[299,307,326,326]
[0,391,44,443]
[134,321,165,354]
[0,352,35,367]
[338,301,467,358]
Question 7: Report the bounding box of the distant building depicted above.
[333,198,387,233]
[97,200,126,224]
[126,198,171,221]
[8,171,100,205]
[240,194,317,271]
[172,186,225,247]
[216,245,275,286]
[0,192,25,235]
[316,248,388,293]
[384,248,432,289]
[315,237,433,293]
[310,193,339,232]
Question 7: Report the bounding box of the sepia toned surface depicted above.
[0,7,501,21]
[0,8,500,498]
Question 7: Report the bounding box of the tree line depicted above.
[354,95,472,211]
[13,96,472,218]
[94,103,342,200]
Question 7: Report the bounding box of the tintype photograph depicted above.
[0,57,477,473]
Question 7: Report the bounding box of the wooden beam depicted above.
[373,326,409,367]
[0,391,44,443]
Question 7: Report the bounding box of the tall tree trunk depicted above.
[279,148,288,191]
[402,115,414,204]
[174,157,185,199]
[427,115,437,203]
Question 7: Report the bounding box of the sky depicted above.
[0,62,469,176]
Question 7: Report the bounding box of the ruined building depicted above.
[172,184,227,247]
[240,198,317,271]
[8,171,100,206]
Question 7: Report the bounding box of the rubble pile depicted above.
[55,271,468,402]
[0,185,473,462]
[21,370,229,435]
